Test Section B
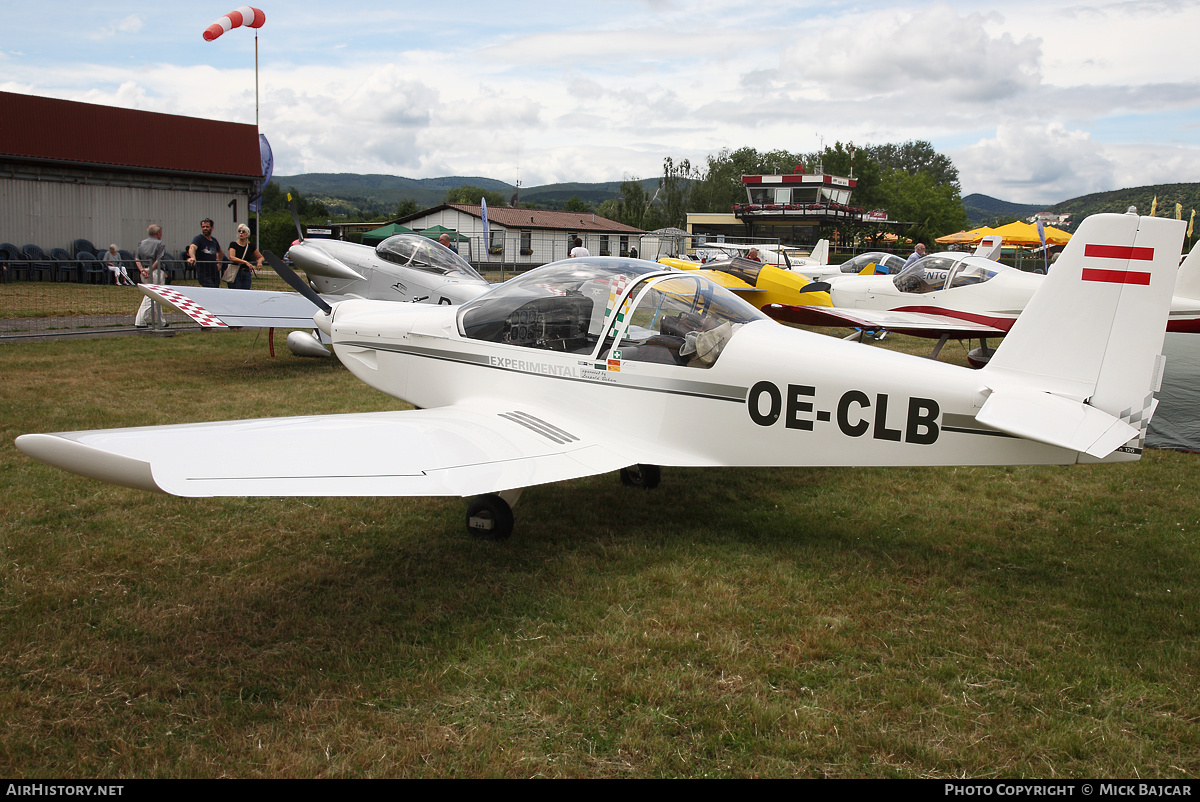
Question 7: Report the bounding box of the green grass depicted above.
[2,332,1199,777]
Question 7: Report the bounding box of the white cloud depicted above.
[951,123,1118,202]
[7,0,1200,201]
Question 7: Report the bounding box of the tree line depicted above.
[251,138,971,254]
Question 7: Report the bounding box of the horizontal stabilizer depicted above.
[975,389,1138,458]
[140,284,320,329]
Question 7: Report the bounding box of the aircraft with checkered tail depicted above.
[138,232,492,357]
[16,212,1184,541]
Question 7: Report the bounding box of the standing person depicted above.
[187,217,225,288]
[226,224,262,289]
[902,242,927,270]
[570,237,590,258]
[438,233,458,253]
[628,246,638,260]
[134,225,167,329]
[102,244,134,285]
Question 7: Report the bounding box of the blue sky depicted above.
[5,0,1200,204]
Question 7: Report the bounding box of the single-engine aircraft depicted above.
[16,213,1184,542]
[769,234,1200,365]
[657,254,834,311]
[690,239,830,269]
[139,233,492,356]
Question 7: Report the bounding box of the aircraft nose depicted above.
[315,308,333,336]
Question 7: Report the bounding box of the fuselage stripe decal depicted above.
[339,340,747,404]
[941,425,1016,439]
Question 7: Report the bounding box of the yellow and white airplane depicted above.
[16,213,1184,541]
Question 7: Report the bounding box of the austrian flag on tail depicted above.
[1081,244,1154,286]
[203,6,266,41]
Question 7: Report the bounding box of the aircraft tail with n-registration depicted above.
[976,212,1184,462]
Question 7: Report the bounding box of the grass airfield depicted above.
[2,330,1199,778]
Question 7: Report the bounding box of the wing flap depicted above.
[16,405,634,498]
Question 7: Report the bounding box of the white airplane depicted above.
[769,234,1200,364]
[15,213,1183,542]
[693,239,829,269]
[140,233,492,356]
[800,236,1004,282]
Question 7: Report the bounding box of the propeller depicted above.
[799,281,832,294]
[264,251,332,315]
[782,250,792,269]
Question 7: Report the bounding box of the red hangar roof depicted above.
[0,91,262,179]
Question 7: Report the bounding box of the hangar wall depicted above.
[0,160,253,254]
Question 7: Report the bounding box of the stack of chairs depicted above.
[23,245,54,281]
[49,248,77,282]
[0,243,27,282]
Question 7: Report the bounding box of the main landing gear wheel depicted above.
[620,464,661,490]
[466,494,514,541]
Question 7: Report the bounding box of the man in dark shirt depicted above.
[187,218,225,288]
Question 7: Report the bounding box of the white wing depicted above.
[765,303,1009,338]
[140,284,322,329]
[15,403,634,498]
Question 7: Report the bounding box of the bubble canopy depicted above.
[374,234,484,281]
[458,257,767,364]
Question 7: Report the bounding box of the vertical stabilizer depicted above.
[809,239,829,265]
[1174,243,1200,301]
[973,235,1003,260]
[984,213,1183,433]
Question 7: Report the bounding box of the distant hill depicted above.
[962,194,1049,227]
[272,173,514,217]
[272,173,659,218]
[1046,183,1200,223]
[272,174,1200,231]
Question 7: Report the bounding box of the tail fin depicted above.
[1175,242,1200,301]
[809,239,829,265]
[973,235,1003,260]
[981,212,1183,457]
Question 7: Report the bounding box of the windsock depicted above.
[203,6,266,41]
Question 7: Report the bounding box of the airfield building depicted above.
[0,92,262,258]
[395,204,646,267]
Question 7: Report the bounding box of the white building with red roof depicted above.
[398,203,646,266]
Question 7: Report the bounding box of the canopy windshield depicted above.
[375,234,484,280]
[892,255,962,294]
[458,257,765,365]
[839,252,907,275]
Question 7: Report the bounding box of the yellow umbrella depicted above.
[936,226,996,245]
[989,221,1072,246]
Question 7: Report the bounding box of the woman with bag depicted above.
[226,224,263,290]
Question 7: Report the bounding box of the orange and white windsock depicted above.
[203,6,266,41]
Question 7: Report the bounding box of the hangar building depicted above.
[0,91,262,257]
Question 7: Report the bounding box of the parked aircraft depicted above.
[769,236,1200,365]
[657,254,834,310]
[693,239,830,268]
[140,233,492,356]
[16,213,1184,541]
